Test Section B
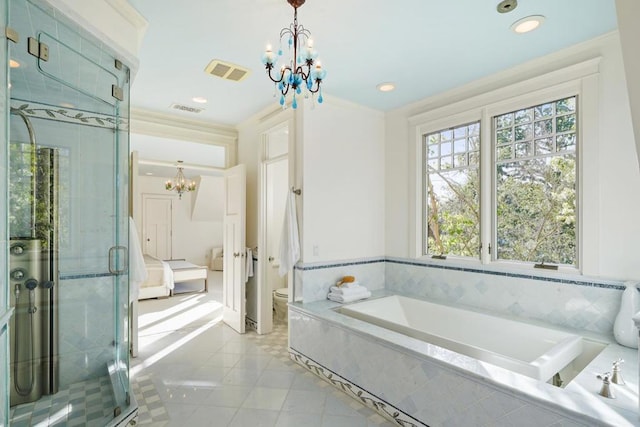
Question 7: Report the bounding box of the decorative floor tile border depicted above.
[289,348,428,427]
[245,316,258,331]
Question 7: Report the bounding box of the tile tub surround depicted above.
[295,258,385,302]
[385,258,625,336]
[289,296,639,427]
[296,257,624,336]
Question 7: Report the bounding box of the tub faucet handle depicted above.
[611,359,625,385]
[596,372,615,399]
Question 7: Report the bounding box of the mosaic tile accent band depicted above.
[289,349,427,427]
[386,257,625,290]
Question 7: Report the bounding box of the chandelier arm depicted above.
[266,64,286,84]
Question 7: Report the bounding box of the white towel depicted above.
[128,217,148,303]
[161,261,175,290]
[329,285,367,296]
[245,247,254,283]
[279,190,300,277]
[335,281,360,289]
[327,290,372,303]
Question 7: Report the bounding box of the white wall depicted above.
[301,98,386,263]
[385,32,640,281]
[615,0,640,167]
[135,175,223,266]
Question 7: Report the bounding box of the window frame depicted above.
[411,58,601,276]
[418,109,483,265]
[484,84,581,273]
[423,119,482,259]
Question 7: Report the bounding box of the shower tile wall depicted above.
[10,0,125,112]
[8,105,123,387]
[385,259,624,336]
[57,277,115,387]
[297,258,385,302]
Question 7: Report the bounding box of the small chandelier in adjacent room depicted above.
[261,0,326,109]
[165,160,196,199]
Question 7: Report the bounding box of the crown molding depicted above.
[131,107,238,146]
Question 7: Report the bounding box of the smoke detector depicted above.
[170,103,204,114]
[205,59,250,82]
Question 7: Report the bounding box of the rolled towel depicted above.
[328,290,372,303]
[329,284,367,296]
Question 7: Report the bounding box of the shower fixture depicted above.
[9,108,60,406]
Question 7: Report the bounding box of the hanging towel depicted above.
[129,217,148,303]
[279,190,300,277]
[245,247,254,283]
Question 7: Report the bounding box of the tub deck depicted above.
[289,291,639,427]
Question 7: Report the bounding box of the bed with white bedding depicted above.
[137,255,174,300]
[165,259,208,295]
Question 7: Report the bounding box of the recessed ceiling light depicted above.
[9,59,20,68]
[145,172,153,176]
[511,15,545,34]
[192,96,207,104]
[377,82,396,92]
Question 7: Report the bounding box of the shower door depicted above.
[6,0,133,425]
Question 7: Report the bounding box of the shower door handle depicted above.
[108,246,128,275]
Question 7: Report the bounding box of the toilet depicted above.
[273,287,289,323]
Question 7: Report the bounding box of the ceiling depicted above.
[127,0,617,127]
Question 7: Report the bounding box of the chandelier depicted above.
[261,0,326,109]
[165,161,196,199]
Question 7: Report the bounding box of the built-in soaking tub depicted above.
[335,295,583,382]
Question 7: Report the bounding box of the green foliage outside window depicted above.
[425,96,577,266]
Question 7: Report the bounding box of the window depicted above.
[494,96,577,266]
[422,96,578,267]
[424,121,480,258]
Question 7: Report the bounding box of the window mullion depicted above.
[480,107,493,264]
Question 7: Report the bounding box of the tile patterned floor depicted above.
[131,271,397,427]
[9,375,116,426]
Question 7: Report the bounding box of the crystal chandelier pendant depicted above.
[262,0,326,109]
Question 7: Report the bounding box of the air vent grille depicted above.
[205,59,250,82]
[170,103,204,114]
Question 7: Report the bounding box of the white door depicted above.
[223,164,246,333]
[266,158,288,292]
[143,196,172,259]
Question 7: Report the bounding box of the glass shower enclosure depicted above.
[2,0,134,425]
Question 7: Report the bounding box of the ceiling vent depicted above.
[205,59,251,82]
[170,103,204,114]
